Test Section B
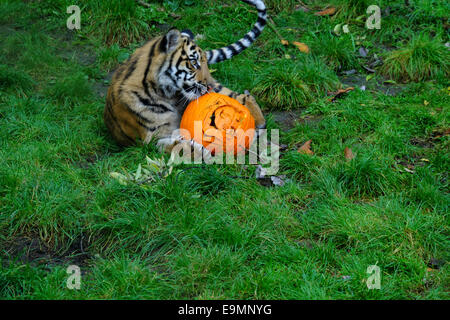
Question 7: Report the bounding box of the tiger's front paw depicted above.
[192,140,212,162]
[243,91,266,129]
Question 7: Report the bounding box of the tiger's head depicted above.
[157,29,210,101]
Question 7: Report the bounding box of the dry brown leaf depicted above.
[281,39,289,46]
[298,140,314,155]
[315,7,336,16]
[328,87,355,102]
[344,147,355,161]
[293,41,310,53]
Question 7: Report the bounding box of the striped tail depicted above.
[205,0,267,65]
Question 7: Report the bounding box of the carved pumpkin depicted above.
[180,93,255,155]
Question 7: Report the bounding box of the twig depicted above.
[267,18,284,41]
[136,0,151,8]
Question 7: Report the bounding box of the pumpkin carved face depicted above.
[180,93,255,155]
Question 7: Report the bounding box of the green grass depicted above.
[0,0,449,300]
[311,33,358,72]
[45,72,94,105]
[87,0,166,46]
[0,64,34,92]
[96,44,131,72]
[379,34,450,82]
[264,0,299,13]
[253,57,340,109]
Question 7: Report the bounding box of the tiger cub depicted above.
[104,0,267,156]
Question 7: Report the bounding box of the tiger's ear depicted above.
[181,29,194,40]
[160,29,181,53]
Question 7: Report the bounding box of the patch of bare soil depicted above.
[409,128,450,149]
[270,110,322,131]
[340,73,407,96]
[53,29,113,98]
[92,70,115,98]
[270,110,303,129]
[74,150,113,169]
[2,235,91,271]
[54,30,97,66]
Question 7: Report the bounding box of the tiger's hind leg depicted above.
[209,83,266,129]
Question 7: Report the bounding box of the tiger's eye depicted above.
[190,59,199,69]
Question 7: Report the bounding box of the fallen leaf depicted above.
[342,69,356,76]
[256,165,286,187]
[369,58,383,68]
[359,47,368,57]
[292,41,310,53]
[169,12,181,19]
[110,172,129,185]
[281,39,289,46]
[315,7,336,16]
[363,65,376,73]
[298,140,314,155]
[333,24,342,36]
[366,73,375,81]
[344,147,355,161]
[255,165,267,179]
[271,175,285,187]
[423,100,429,106]
[135,163,142,180]
[327,87,354,102]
